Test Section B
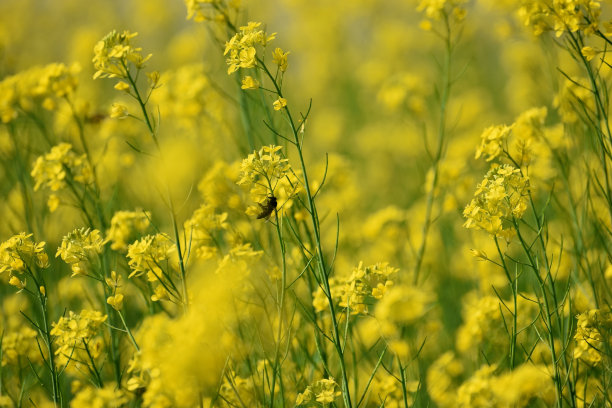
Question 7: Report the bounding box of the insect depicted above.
[257,195,277,219]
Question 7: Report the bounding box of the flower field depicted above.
[0,0,611,406]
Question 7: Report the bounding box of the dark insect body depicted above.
[257,195,277,219]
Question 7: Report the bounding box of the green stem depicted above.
[118,310,140,352]
[258,59,353,408]
[414,12,453,285]
[269,204,287,407]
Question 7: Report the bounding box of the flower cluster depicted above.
[30,143,94,211]
[126,234,174,279]
[126,234,175,301]
[215,242,263,277]
[71,384,129,408]
[296,378,341,406]
[184,203,228,260]
[105,271,125,311]
[237,145,293,213]
[0,233,49,288]
[574,308,612,365]
[106,209,151,251]
[56,228,104,277]
[0,63,80,123]
[554,78,595,124]
[50,309,107,365]
[518,0,601,37]
[453,363,553,407]
[455,293,504,352]
[224,22,276,74]
[463,164,530,239]
[417,0,467,26]
[314,262,398,315]
[475,124,512,162]
[184,0,241,22]
[1,327,40,366]
[510,106,548,166]
[92,30,152,80]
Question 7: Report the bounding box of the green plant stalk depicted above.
[413,13,453,285]
[7,125,36,236]
[99,250,123,386]
[117,310,140,352]
[83,340,104,387]
[126,67,191,313]
[398,358,410,408]
[125,66,160,150]
[268,181,288,408]
[566,31,612,227]
[258,60,353,408]
[512,220,563,408]
[66,95,127,388]
[493,236,517,370]
[27,269,61,406]
[169,198,190,312]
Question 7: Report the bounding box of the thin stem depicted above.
[258,57,353,408]
[413,12,453,285]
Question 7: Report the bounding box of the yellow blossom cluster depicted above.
[313,262,398,315]
[518,0,601,36]
[50,309,108,366]
[574,308,612,365]
[92,30,152,80]
[0,63,80,123]
[296,378,341,406]
[185,0,241,22]
[30,143,94,211]
[224,22,276,74]
[106,209,151,251]
[0,233,48,288]
[183,203,228,260]
[71,384,129,408]
[463,164,530,239]
[56,227,104,277]
[237,144,295,215]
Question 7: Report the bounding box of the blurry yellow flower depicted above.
[185,0,238,22]
[420,20,433,30]
[72,384,129,408]
[107,209,151,252]
[0,233,49,275]
[241,75,260,90]
[475,124,512,162]
[31,143,94,194]
[50,309,108,363]
[272,47,289,72]
[147,70,160,88]
[581,46,597,61]
[93,30,151,80]
[574,308,612,365]
[224,22,276,74]
[8,275,25,289]
[518,0,602,37]
[114,81,130,91]
[184,203,227,260]
[47,194,60,212]
[126,233,174,279]
[110,103,129,119]
[297,378,341,406]
[107,294,124,311]
[56,228,104,277]
[273,97,287,111]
